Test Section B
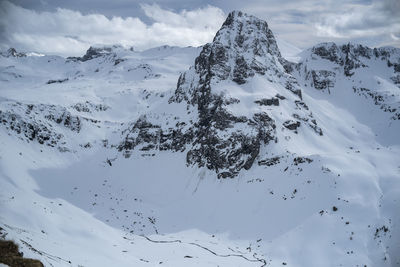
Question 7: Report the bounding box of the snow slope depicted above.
[1,11,400,267]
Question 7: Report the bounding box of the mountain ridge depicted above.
[0,10,399,267]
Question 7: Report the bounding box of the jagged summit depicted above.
[159,11,317,178]
[190,10,286,86]
[81,45,120,61]
[67,44,133,62]
[172,10,298,104]
[1,48,26,58]
[215,11,282,59]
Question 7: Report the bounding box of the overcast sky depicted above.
[0,0,399,56]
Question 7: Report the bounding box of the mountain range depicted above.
[1,10,399,267]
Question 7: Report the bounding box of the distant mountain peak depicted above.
[65,44,130,62]
[1,47,26,58]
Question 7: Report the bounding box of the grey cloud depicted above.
[0,1,226,56]
[314,0,400,38]
[238,0,399,48]
[0,0,398,57]
[382,0,400,16]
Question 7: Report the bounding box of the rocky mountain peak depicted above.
[68,44,126,62]
[171,11,302,106]
[1,48,26,58]
[191,11,285,86]
[82,46,115,61]
[215,10,282,59]
[159,11,314,178]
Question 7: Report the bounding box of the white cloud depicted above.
[141,4,224,30]
[1,0,398,57]
[0,1,226,56]
[240,0,400,49]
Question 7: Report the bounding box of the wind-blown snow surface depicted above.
[1,12,400,267]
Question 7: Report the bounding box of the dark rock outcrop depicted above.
[81,46,114,61]
[0,240,44,267]
[352,86,400,120]
[0,109,63,147]
[0,102,82,148]
[301,43,400,78]
[283,120,300,131]
[295,42,400,120]
[255,97,279,106]
[1,48,26,58]
[72,101,109,113]
[118,116,195,158]
[46,78,68,84]
[310,70,335,91]
[67,45,125,65]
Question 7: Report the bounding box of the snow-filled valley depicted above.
[1,11,400,267]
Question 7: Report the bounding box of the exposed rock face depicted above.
[171,11,300,103]
[81,46,114,61]
[1,48,26,58]
[352,86,400,120]
[255,97,280,106]
[310,43,369,77]
[295,42,400,120]
[203,10,284,84]
[283,120,300,131]
[187,111,276,178]
[299,42,400,79]
[0,109,64,147]
[119,11,315,178]
[0,101,81,149]
[0,240,44,267]
[295,43,400,92]
[118,116,195,157]
[310,70,336,91]
[67,45,125,65]
[47,78,68,84]
[72,101,109,113]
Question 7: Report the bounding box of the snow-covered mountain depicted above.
[1,10,399,267]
